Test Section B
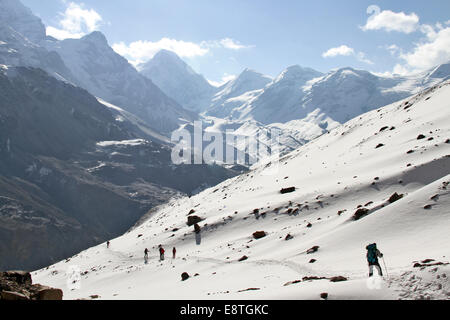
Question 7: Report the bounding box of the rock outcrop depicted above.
[0,271,63,300]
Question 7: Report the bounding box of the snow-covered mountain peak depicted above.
[425,61,450,80]
[139,49,215,112]
[274,65,323,84]
[0,0,46,44]
[80,31,109,46]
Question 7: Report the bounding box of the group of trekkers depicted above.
[106,239,385,278]
[143,245,176,264]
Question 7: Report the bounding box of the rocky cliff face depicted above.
[140,49,216,113]
[45,32,196,135]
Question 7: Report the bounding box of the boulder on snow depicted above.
[35,286,63,300]
[3,271,32,285]
[187,215,203,226]
[238,256,248,262]
[285,234,293,241]
[417,134,426,140]
[306,246,320,254]
[194,223,201,234]
[329,276,348,282]
[181,272,190,281]
[252,231,266,239]
[352,208,369,220]
[1,290,29,300]
[188,209,196,215]
[320,292,328,300]
[280,187,296,194]
[375,143,384,149]
[388,192,404,203]
[309,259,317,263]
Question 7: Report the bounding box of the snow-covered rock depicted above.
[0,0,46,44]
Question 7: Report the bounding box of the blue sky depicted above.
[22,0,450,85]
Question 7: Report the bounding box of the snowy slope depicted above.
[139,50,216,113]
[34,81,450,300]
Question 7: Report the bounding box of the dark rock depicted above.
[238,256,248,262]
[237,288,260,292]
[306,223,312,228]
[353,208,369,220]
[283,280,301,286]
[3,271,32,285]
[253,231,266,239]
[280,187,296,194]
[424,204,432,210]
[285,234,293,241]
[407,150,415,154]
[421,259,435,264]
[417,134,426,140]
[302,276,326,281]
[320,292,328,300]
[188,209,196,215]
[1,290,30,300]
[379,126,389,132]
[194,223,201,234]
[329,276,348,282]
[388,192,404,203]
[309,259,317,263]
[181,272,190,281]
[375,143,384,149]
[306,246,320,254]
[187,215,203,226]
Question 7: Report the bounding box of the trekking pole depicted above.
[382,257,389,280]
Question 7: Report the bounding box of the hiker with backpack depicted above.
[366,243,384,277]
[159,245,165,261]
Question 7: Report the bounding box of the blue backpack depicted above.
[366,243,378,263]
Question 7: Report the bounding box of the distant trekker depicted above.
[159,246,165,261]
[172,247,176,259]
[366,243,383,277]
[144,248,149,264]
[107,241,110,249]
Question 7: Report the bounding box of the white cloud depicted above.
[356,52,374,65]
[113,38,253,66]
[211,38,254,50]
[322,45,354,58]
[398,26,450,71]
[46,2,103,40]
[322,45,373,64]
[112,38,210,66]
[361,5,419,33]
[207,73,237,87]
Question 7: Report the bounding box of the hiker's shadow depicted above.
[195,232,201,245]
